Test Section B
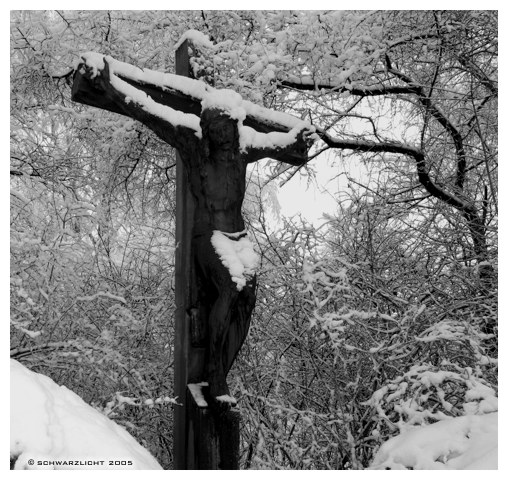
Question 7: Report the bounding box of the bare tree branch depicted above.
[384,53,467,191]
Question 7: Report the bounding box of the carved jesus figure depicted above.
[76,56,314,406]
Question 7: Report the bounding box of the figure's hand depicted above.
[79,56,111,91]
[100,57,112,84]
[295,125,316,156]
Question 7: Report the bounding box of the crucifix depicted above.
[71,40,315,469]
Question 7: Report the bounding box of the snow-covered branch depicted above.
[280,78,415,97]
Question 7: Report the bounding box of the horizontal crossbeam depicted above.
[71,55,310,166]
[72,69,201,119]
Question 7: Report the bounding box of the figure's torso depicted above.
[184,145,247,235]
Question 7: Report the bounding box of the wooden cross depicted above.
[71,41,314,469]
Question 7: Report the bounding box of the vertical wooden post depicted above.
[173,40,194,470]
[173,41,240,470]
[186,386,240,469]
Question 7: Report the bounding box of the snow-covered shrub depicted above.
[10,120,178,468]
[299,255,497,467]
[366,364,497,434]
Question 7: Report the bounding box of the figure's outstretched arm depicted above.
[242,124,316,165]
[73,55,199,151]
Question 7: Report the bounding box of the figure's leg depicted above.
[194,233,240,400]
[207,286,238,400]
[223,275,257,376]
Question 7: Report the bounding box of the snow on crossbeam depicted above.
[73,51,313,136]
[73,51,315,166]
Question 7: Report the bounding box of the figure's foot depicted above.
[207,376,236,413]
[210,393,237,415]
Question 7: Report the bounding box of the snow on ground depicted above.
[10,359,162,470]
[370,412,498,470]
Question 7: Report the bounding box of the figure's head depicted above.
[201,108,239,151]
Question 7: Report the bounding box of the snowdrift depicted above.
[10,359,162,470]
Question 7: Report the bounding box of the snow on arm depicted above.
[239,123,316,153]
[239,97,314,132]
[210,231,259,291]
[79,51,209,100]
[80,52,201,137]
[109,68,202,135]
[10,359,162,470]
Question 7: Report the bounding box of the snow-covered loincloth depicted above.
[210,230,259,291]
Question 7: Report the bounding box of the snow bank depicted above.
[211,230,259,291]
[10,359,162,470]
[370,413,498,470]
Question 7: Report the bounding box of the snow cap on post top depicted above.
[174,29,215,51]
